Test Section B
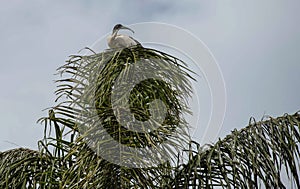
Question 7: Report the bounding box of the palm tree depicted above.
[0,46,299,188]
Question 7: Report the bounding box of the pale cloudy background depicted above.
[0,0,299,151]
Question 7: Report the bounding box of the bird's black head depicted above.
[112,24,123,33]
[113,24,123,30]
[112,24,134,34]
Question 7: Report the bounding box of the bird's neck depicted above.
[112,31,118,38]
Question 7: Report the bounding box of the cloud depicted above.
[0,0,299,151]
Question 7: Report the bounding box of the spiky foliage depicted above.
[0,46,299,188]
[49,46,194,188]
[170,112,300,188]
[0,147,64,188]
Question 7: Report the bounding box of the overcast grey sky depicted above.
[1,0,300,151]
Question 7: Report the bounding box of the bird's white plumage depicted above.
[107,24,141,49]
[107,35,139,48]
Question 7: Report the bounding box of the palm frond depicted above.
[171,112,300,188]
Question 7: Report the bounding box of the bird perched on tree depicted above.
[107,24,141,49]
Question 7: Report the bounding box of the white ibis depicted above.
[107,24,141,49]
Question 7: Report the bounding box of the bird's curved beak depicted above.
[120,26,135,33]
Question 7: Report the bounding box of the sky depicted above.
[0,0,300,152]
